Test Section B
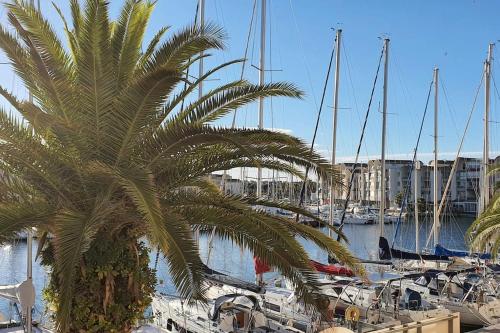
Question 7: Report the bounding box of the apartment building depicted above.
[335,157,498,214]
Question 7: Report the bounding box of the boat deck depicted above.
[0,325,163,333]
[468,324,500,333]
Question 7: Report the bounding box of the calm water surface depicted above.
[0,215,474,321]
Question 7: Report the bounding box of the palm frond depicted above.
[138,26,170,69]
[52,199,114,332]
[73,0,114,156]
[175,82,303,125]
[88,162,206,301]
[110,68,181,163]
[141,22,225,75]
[111,0,155,89]
[0,202,53,243]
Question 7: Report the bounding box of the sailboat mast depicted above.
[379,38,389,236]
[256,0,266,198]
[481,43,493,214]
[198,0,205,100]
[26,2,34,332]
[194,0,205,246]
[414,161,420,253]
[255,0,266,285]
[329,29,342,236]
[433,67,439,246]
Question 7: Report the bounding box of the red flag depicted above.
[254,257,271,275]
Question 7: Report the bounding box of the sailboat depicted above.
[151,292,304,333]
[381,45,497,264]
[435,43,497,260]
[389,268,500,326]
[314,274,451,324]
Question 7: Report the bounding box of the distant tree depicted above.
[395,192,404,207]
[417,198,427,213]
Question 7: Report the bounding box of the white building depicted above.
[333,157,499,214]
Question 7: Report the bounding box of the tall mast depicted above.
[379,38,389,236]
[329,29,342,237]
[194,0,205,246]
[433,67,439,247]
[25,0,34,330]
[414,161,420,253]
[256,0,266,198]
[481,43,493,215]
[255,0,266,285]
[26,2,34,332]
[198,0,205,101]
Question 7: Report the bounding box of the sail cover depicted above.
[202,264,265,294]
[379,236,450,261]
[0,279,35,314]
[310,260,354,276]
[434,244,491,260]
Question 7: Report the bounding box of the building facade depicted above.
[335,157,497,214]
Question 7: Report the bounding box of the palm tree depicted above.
[467,167,500,258]
[0,0,361,331]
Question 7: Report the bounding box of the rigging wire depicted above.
[341,39,372,166]
[230,0,257,128]
[335,45,385,242]
[391,79,434,248]
[179,2,200,112]
[440,76,461,141]
[294,33,336,217]
[287,0,319,110]
[424,72,485,249]
[207,0,257,267]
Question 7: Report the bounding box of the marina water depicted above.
[0,216,473,320]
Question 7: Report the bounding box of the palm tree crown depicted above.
[0,0,360,330]
[467,166,500,257]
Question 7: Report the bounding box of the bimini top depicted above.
[210,294,260,321]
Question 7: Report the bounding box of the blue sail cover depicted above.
[434,244,491,260]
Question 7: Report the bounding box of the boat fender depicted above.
[345,306,360,322]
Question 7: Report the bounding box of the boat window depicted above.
[263,301,281,312]
[292,321,308,332]
[335,280,351,285]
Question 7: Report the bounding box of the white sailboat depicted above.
[316,275,450,325]
[388,269,500,326]
[151,293,302,333]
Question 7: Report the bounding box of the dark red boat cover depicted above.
[310,260,354,276]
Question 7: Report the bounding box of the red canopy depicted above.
[310,260,354,277]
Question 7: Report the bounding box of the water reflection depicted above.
[0,216,473,319]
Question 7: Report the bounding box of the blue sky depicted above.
[1,0,500,164]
